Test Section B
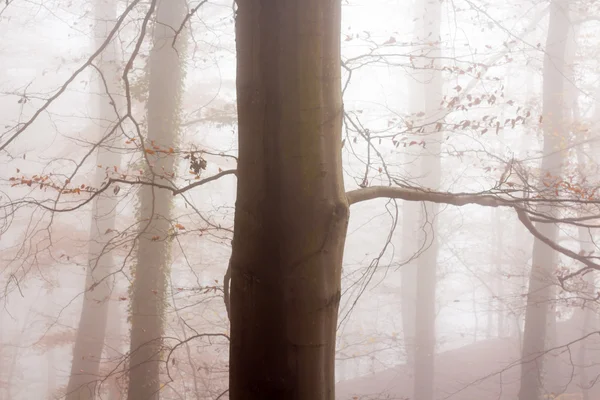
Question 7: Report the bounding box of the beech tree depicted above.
[126,0,187,398]
[518,1,570,398]
[65,0,122,398]
[228,2,348,398]
[400,0,443,398]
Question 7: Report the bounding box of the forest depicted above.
[0,0,599,399]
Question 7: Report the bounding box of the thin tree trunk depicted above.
[106,291,124,400]
[493,208,505,337]
[45,295,57,400]
[409,1,443,399]
[572,56,595,400]
[126,0,187,398]
[400,0,443,376]
[545,22,580,393]
[512,67,536,348]
[66,1,121,397]
[400,202,418,367]
[573,143,594,400]
[229,1,348,399]
[518,1,570,399]
[47,347,56,399]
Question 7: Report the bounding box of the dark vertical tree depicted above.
[229,1,348,398]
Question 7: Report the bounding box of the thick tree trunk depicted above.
[66,1,121,398]
[126,0,186,399]
[229,1,348,399]
[518,1,570,399]
[404,1,443,399]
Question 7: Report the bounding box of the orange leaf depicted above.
[175,224,185,230]
[145,148,156,155]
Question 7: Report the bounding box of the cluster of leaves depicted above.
[8,138,213,197]
[539,171,600,201]
[9,171,97,195]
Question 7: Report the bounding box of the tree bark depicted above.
[229,1,348,399]
[66,0,121,398]
[126,0,186,398]
[518,1,570,399]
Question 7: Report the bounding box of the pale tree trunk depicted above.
[45,295,57,399]
[571,56,596,400]
[511,68,536,346]
[66,0,122,398]
[573,151,594,400]
[574,213,594,400]
[105,291,124,400]
[400,0,444,373]
[492,68,512,339]
[229,1,348,399]
[47,347,56,399]
[126,0,186,398]
[493,208,505,337]
[545,23,579,388]
[407,1,443,400]
[518,1,570,399]
[4,305,34,400]
[400,202,418,367]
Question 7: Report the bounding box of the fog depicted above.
[1,0,599,399]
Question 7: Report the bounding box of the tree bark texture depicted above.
[66,0,121,397]
[229,1,348,399]
[127,0,186,399]
[518,1,570,399]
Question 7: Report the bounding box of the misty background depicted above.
[1,0,599,399]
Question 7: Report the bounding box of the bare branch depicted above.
[172,0,209,48]
[10,169,237,213]
[516,209,600,281]
[346,186,510,207]
[0,0,143,152]
[347,185,600,281]
[173,169,237,195]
